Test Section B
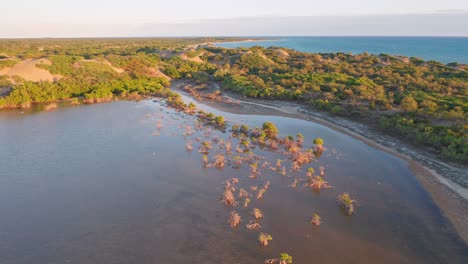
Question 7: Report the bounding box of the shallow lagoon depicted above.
[0,100,466,263]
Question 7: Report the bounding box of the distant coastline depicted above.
[214,36,468,64]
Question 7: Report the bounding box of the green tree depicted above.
[400,96,418,112]
[262,122,279,139]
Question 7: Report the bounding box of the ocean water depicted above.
[215,37,468,64]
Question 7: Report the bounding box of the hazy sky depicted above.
[1,0,468,37]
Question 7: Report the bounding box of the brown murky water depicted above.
[0,100,466,264]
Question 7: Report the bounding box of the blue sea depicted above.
[215,37,468,64]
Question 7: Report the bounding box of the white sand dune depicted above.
[0,58,61,82]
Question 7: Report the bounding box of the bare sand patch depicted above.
[0,58,61,82]
[79,59,125,73]
[148,67,172,81]
[180,52,204,63]
[273,48,290,58]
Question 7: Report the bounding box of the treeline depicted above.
[0,39,466,162]
[0,77,170,108]
[380,115,467,161]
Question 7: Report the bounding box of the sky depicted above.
[1,0,468,37]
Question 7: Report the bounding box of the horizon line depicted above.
[1,35,468,40]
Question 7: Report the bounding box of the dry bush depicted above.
[228,211,241,228]
[225,142,232,153]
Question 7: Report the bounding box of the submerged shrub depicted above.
[308,176,331,191]
[258,233,273,247]
[265,253,293,264]
[279,253,293,264]
[252,208,263,219]
[240,124,250,134]
[220,181,238,207]
[185,142,193,151]
[311,213,322,226]
[228,211,241,228]
[262,122,279,139]
[207,154,225,168]
[313,137,324,148]
[338,193,356,215]
[289,178,300,188]
[246,220,261,230]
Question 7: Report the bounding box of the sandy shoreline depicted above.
[172,82,468,244]
[186,38,279,49]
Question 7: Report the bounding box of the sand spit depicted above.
[0,58,61,82]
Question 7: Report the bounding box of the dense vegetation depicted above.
[202,47,467,163]
[0,38,466,163]
[0,38,230,108]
